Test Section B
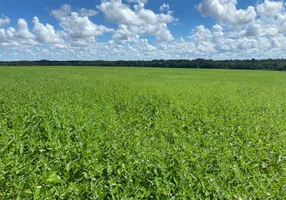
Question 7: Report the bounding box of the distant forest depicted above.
[1,59,286,71]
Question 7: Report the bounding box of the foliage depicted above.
[1,59,286,71]
[0,67,286,199]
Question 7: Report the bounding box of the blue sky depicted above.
[0,0,285,61]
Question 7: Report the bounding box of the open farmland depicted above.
[0,66,286,199]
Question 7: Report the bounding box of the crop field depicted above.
[0,66,286,199]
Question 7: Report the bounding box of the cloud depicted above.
[97,1,140,25]
[0,16,10,26]
[194,0,286,56]
[32,17,63,44]
[257,0,283,17]
[198,0,257,25]
[185,23,277,58]
[0,4,110,49]
[58,12,114,39]
[126,0,148,6]
[97,0,175,44]
[111,24,139,44]
[51,4,114,40]
[50,4,72,20]
[0,18,37,48]
[16,19,35,40]
[77,8,98,17]
[189,25,216,53]
[3,1,286,61]
[1,30,286,61]
[160,3,170,12]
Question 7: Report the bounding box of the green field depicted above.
[0,66,286,199]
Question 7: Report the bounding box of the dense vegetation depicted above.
[0,67,286,199]
[1,58,286,71]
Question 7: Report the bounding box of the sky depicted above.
[0,0,286,61]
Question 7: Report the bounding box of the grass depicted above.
[0,66,286,199]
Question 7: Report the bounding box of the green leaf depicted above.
[107,165,113,174]
[24,189,33,194]
[66,162,71,172]
[47,172,64,184]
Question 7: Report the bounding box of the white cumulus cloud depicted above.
[198,0,257,25]
[0,16,10,26]
[257,0,284,17]
[160,3,170,12]
[2,0,286,61]
[126,0,148,6]
[33,17,63,44]
[51,4,114,40]
[77,8,98,17]
[97,0,175,44]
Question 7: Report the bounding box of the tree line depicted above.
[1,59,286,71]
